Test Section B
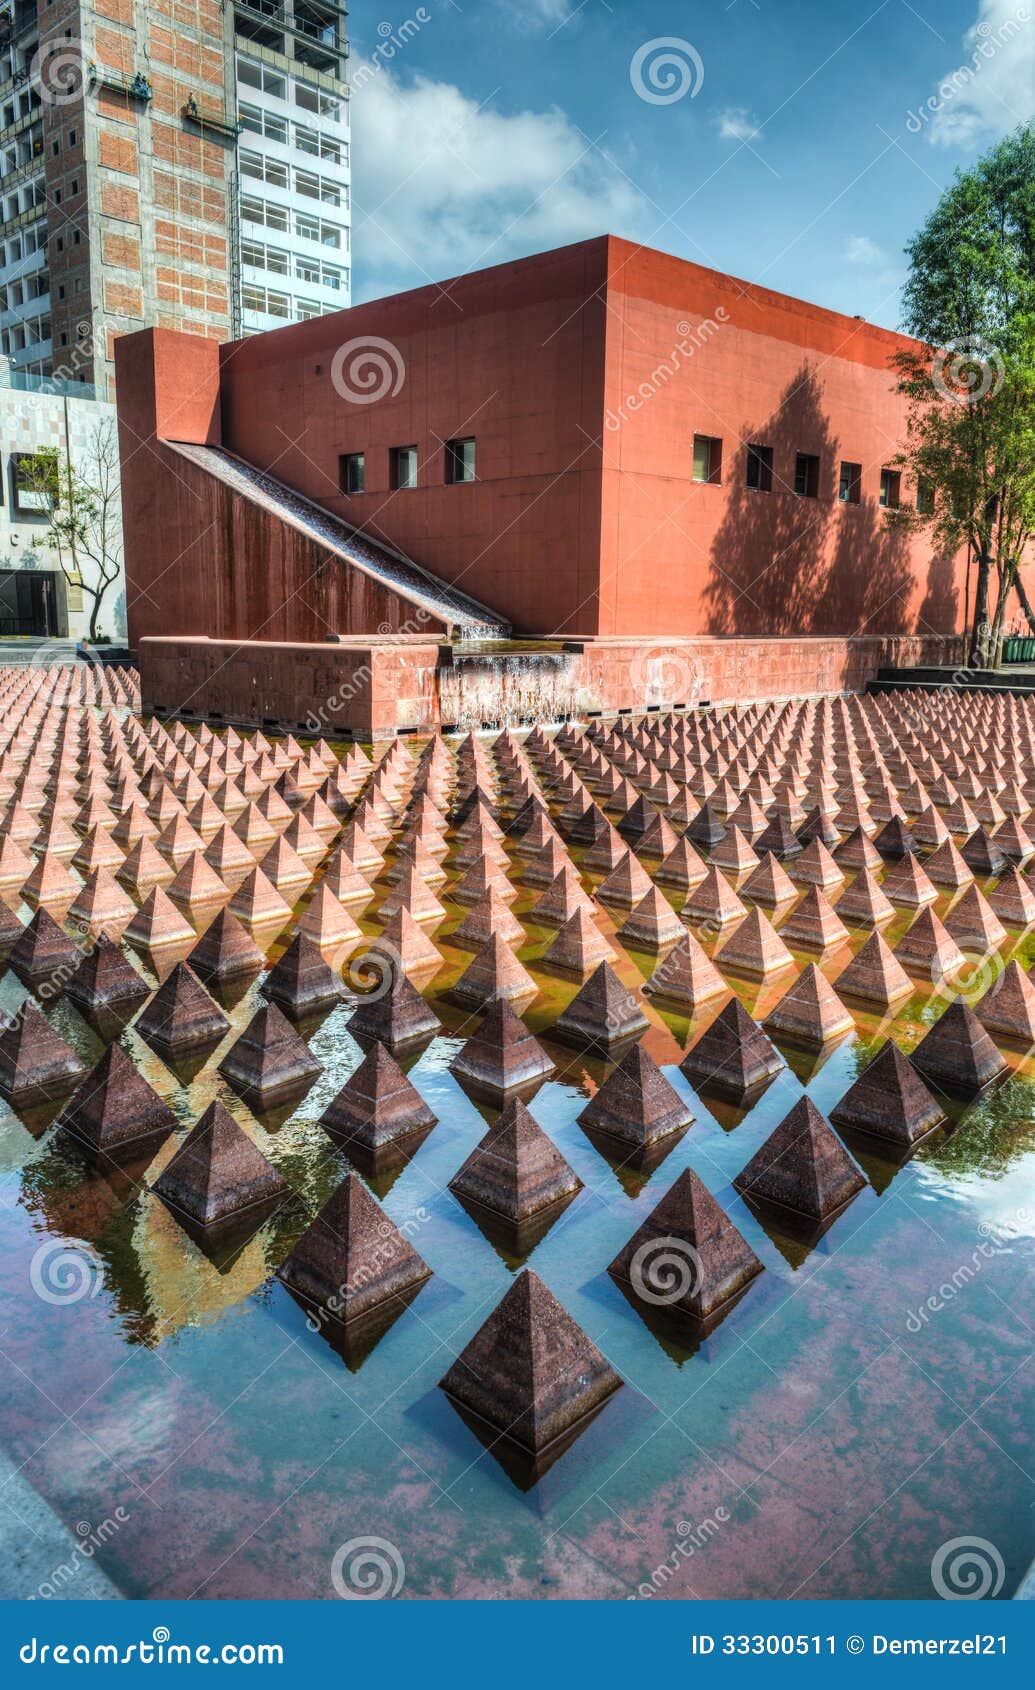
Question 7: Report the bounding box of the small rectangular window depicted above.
[916,476,935,515]
[340,452,365,495]
[692,434,721,485]
[839,461,862,504]
[745,443,773,492]
[879,468,901,508]
[445,437,476,484]
[794,452,820,498]
[390,445,418,490]
[12,450,58,514]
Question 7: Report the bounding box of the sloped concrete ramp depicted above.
[169,442,510,641]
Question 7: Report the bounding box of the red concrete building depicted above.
[116,235,963,736]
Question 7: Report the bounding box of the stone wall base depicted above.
[138,632,964,739]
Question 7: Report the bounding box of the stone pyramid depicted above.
[0,1002,86,1108]
[188,908,265,984]
[449,1097,581,1222]
[153,1099,289,1232]
[134,961,230,1056]
[910,999,1008,1095]
[762,962,855,1048]
[439,1269,621,1455]
[733,1095,866,1222]
[829,1040,946,1148]
[320,1041,437,1151]
[450,998,555,1101]
[551,961,650,1054]
[278,1171,431,1324]
[347,965,442,1052]
[57,1042,176,1164]
[680,997,784,1100]
[608,1167,763,1321]
[577,1039,693,1148]
[218,1003,322,1106]
[66,934,150,1016]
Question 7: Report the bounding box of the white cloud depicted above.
[845,235,886,265]
[488,0,576,33]
[350,64,647,298]
[919,0,1034,145]
[716,106,762,143]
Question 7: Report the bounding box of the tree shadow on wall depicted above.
[700,364,932,637]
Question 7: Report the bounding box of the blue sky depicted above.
[347,0,1034,329]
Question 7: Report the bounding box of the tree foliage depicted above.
[893,124,1035,667]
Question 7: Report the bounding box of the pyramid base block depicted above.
[451,1188,578,1261]
[609,1266,760,1346]
[285,1280,428,1371]
[321,1120,436,1179]
[440,1382,620,1491]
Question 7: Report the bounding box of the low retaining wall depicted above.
[138,632,964,737]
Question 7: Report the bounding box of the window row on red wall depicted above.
[339,438,476,496]
[692,435,934,513]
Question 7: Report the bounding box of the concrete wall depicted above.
[139,631,962,739]
[115,329,448,646]
[598,240,960,640]
[215,237,611,636]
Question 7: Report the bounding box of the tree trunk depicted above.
[969,548,992,665]
[1014,572,1035,634]
[88,593,101,642]
[989,568,1013,669]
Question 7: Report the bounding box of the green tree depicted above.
[26,417,123,642]
[893,124,1035,668]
